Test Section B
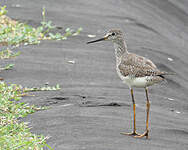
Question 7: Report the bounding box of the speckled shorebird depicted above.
[87,29,174,139]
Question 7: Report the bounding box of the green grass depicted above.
[0,48,20,59]
[0,64,14,71]
[0,6,82,47]
[0,48,17,71]
[0,82,54,150]
[23,84,60,92]
[0,4,82,149]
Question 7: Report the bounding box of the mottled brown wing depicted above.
[119,53,163,77]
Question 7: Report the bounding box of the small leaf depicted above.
[4,64,14,70]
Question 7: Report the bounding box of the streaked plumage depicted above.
[117,53,166,88]
[87,29,174,139]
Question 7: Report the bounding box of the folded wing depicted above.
[119,53,166,78]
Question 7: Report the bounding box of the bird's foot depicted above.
[134,130,149,139]
[120,131,141,136]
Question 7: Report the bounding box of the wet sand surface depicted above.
[1,0,188,149]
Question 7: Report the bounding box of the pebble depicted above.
[88,34,96,38]
[168,57,173,61]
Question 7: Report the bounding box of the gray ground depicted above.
[1,0,188,150]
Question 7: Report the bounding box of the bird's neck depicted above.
[113,39,128,64]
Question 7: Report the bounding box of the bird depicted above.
[87,29,174,139]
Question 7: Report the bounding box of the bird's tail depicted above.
[161,71,176,76]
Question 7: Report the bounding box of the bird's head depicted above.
[87,29,123,44]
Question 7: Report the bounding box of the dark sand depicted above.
[1,0,188,149]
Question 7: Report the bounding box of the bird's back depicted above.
[119,53,161,77]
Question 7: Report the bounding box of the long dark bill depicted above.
[87,37,107,44]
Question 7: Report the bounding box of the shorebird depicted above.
[87,29,174,139]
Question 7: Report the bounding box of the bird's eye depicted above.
[111,32,116,36]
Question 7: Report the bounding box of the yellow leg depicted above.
[134,88,150,139]
[121,89,141,136]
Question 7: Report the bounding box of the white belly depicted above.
[123,76,150,88]
[116,66,154,88]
